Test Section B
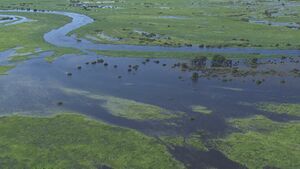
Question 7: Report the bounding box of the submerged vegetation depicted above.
[191,105,212,115]
[0,113,184,169]
[62,88,183,121]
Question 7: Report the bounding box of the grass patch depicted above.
[215,115,300,169]
[257,102,300,117]
[0,65,15,75]
[1,0,300,50]
[9,55,32,62]
[191,105,212,115]
[0,12,81,62]
[0,113,184,169]
[160,132,207,151]
[62,88,184,121]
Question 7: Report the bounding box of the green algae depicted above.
[61,88,184,121]
[0,113,184,169]
[216,115,300,169]
[191,105,212,115]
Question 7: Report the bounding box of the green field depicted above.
[0,0,300,53]
[216,115,300,169]
[0,113,184,169]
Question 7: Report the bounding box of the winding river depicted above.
[1,9,300,56]
[0,14,32,26]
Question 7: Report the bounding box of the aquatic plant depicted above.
[66,72,72,76]
[191,72,199,81]
[160,132,207,151]
[211,55,226,67]
[97,59,104,63]
[191,105,212,115]
[216,115,300,169]
[61,88,184,121]
[257,102,300,117]
[191,56,207,67]
[0,65,15,75]
[57,101,63,106]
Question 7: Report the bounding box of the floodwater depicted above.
[1,51,300,168]
[0,9,300,169]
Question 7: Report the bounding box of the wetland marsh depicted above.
[0,0,299,168]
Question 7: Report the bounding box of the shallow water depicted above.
[0,14,32,26]
[0,51,299,168]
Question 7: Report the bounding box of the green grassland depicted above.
[0,113,184,169]
[0,0,299,51]
[0,12,77,56]
[0,11,80,72]
[215,115,300,169]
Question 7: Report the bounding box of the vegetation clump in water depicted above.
[160,132,207,152]
[191,105,212,115]
[62,88,184,121]
[256,102,300,117]
[0,65,15,75]
[215,115,300,169]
